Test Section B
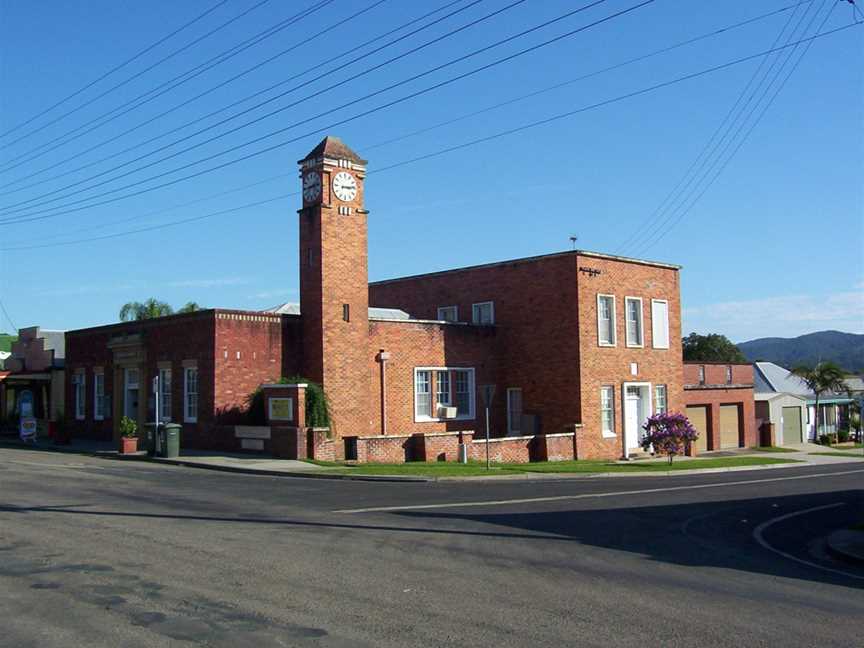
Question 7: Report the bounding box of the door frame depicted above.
[622,381,652,458]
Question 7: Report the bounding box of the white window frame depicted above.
[437,305,458,322]
[471,301,495,325]
[698,365,706,385]
[183,366,198,423]
[93,370,105,421]
[73,371,86,420]
[625,296,644,348]
[597,294,616,347]
[654,384,667,415]
[414,367,475,422]
[726,365,733,384]
[159,367,172,422]
[600,385,616,438]
[650,299,669,349]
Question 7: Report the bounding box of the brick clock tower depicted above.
[298,136,371,443]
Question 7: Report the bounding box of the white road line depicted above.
[333,468,864,513]
[753,503,864,581]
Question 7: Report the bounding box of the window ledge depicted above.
[598,342,616,348]
[415,415,474,423]
[602,431,617,439]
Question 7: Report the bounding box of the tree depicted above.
[119,299,174,321]
[682,332,747,363]
[791,361,847,441]
[641,412,699,464]
[177,302,203,314]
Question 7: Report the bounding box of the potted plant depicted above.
[119,416,138,454]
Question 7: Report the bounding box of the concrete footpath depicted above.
[2,437,862,482]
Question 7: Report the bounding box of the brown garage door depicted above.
[782,406,803,445]
[720,404,741,448]
[686,406,709,453]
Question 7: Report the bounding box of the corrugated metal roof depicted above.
[754,361,812,396]
[264,302,411,320]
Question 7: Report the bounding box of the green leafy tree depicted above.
[177,302,203,314]
[119,299,174,321]
[791,361,846,440]
[682,332,747,363]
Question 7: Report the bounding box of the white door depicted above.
[624,386,643,450]
[506,388,522,436]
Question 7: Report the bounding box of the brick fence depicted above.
[343,431,578,464]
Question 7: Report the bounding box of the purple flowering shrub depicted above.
[641,412,699,464]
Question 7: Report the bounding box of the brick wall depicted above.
[367,320,497,438]
[683,387,757,449]
[213,311,301,419]
[576,253,683,460]
[684,362,753,387]
[369,252,581,437]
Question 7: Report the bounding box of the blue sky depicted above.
[0,0,861,342]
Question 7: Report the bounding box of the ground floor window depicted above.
[654,384,667,414]
[159,368,172,421]
[73,372,85,420]
[507,388,523,435]
[94,371,105,420]
[600,386,615,437]
[414,367,475,421]
[184,367,198,423]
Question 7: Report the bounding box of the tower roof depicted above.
[299,136,367,165]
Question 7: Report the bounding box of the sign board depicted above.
[268,397,294,422]
[480,384,496,407]
[235,426,272,440]
[19,417,37,441]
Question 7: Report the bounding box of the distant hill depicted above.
[738,331,864,372]
[0,333,16,353]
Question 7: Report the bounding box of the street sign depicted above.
[481,384,496,407]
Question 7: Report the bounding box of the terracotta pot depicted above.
[119,437,139,454]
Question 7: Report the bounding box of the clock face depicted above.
[332,171,357,202]
[302,171,321,203]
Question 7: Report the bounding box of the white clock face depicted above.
[332,171,357,202]
[302,172,321,203]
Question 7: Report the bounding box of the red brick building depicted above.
[65,136,749,462]
[682,362,757,453]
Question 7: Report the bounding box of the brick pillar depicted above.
[262,383,306,459]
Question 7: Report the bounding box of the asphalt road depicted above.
[1,446,862,647]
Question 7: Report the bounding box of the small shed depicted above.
[755,392,807,446]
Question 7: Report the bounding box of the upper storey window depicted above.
[597,294,616,346]
[625,297,644,347]
[651,299,670,349]
[437,306,458,322]
[472,302,494,325]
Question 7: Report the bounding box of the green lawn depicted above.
[809,451,864,458]
[753,446,798,453]
[307,456,799,477]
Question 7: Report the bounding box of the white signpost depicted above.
[480,385,496,470]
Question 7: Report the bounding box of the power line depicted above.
[362,0,816,154]
[3,21,859,252]
[2,3,794,246]
[0,0,276,152]
[615,0,818,255]
[0,0,517,214]
[0,0,456,194]
[0,0,472,193]
[634,2,842,254]
[0,0,335,172]
[0,0,624,221]
[630,0,832,255]
[0,0,231,140]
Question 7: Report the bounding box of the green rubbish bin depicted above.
[143,423,159,457]
[160,423,181,458]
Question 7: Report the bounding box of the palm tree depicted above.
[119,299,174,322]
[791,361,846,440]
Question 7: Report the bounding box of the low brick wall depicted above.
[347,434,416,463]
[468,435,534,463]
[536,433,576,461]
[417,431,473,462]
